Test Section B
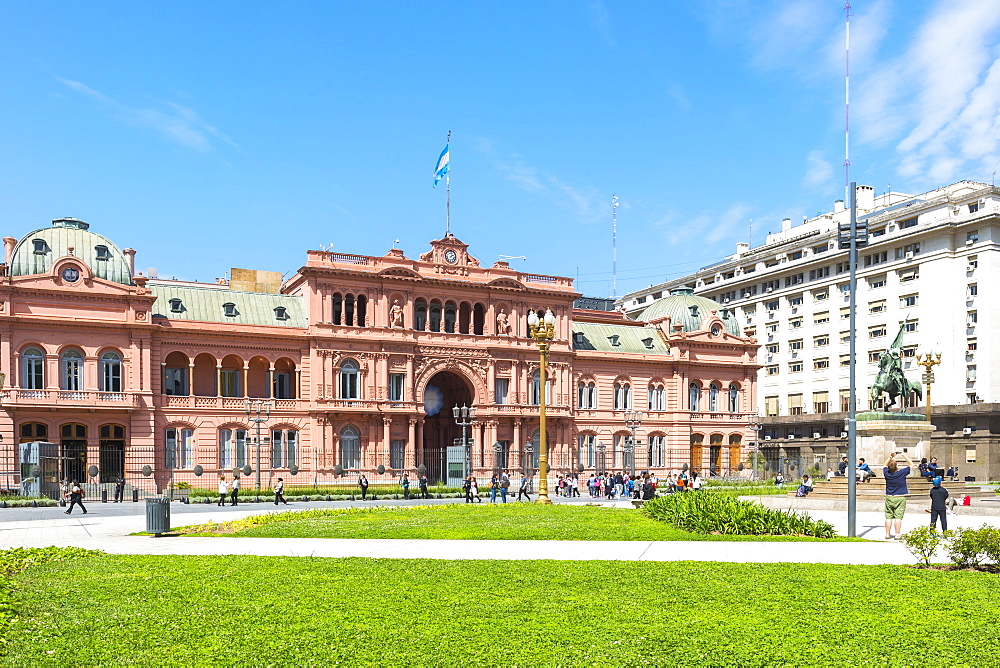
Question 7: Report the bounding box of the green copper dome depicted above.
[638,287,741,335]
[9,218,133,285]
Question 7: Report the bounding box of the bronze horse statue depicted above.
[869,349,922,411]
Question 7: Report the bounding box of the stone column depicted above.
[242,364,249,398]
[407,419,418,469]
[382,417,392,468]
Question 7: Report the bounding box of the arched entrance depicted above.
[421,371,473,483]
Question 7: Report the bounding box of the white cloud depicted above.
[475,140,606,221]
[57,78,236,153]
[589,0,615,47]
[852,0,1000,184]
[802,150,834,190]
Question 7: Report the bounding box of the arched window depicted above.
[578,433,596,468]
[60,349,83,391]
[648,434,666,468]
[709,384,719,412]
[356,294,367,327]
[473,303,485,335]
[344,294,355,326]
[529,369,541,405]
[614,382,631,410]
[219,428,247,469]
[100,351,122,392]
[166,426,194,469]
[689,382,701,411]
[339,358,360,399]
[429,300,442,332]
[443,301,457,333]
[578,381,597,409]
[414,298,427,331]
[19,422,48,443]
[21,347,44,390]
[729,383,739,413]
[648,384,665,411]
[332,293,343,325]
[340,425,361,469]
[272,428,299,468]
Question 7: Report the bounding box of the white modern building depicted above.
[619,181,1000,478]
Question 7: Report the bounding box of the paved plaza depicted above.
[4,494,1000,565]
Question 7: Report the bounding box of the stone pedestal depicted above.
[856,412,934,467]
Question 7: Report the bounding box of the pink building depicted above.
[1,218,759,494]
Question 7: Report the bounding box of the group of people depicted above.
[461,471,532,503]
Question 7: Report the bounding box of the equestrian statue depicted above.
[869,318,922,411]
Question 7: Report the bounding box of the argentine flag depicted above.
[433,143,450,187]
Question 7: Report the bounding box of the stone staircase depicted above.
[789,475,996,501]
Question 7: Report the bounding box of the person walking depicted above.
[217,475,228,506]
[499,471,510,503]
[401,474,410,500]
[359,475,369,501]
[928,476,949,532]
[113,474,126,503]
[64,480,87,515]
[419,475,429,499]
[463,476,474,503]
[517,474,531,502]
[274,477,288,505]
[230,475,240,506]
[471,477,482,503]
[883,451,914,540]
[489,474,499,504]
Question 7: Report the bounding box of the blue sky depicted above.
[2,1,999,297]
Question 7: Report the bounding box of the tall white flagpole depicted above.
[445,130,451,236]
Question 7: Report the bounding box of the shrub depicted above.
[945,525,1000,569]
[900,526,948,566]
[641,492,835,538]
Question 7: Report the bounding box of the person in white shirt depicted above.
[217,476,228,506]
[230,475,240,506]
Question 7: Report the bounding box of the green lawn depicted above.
[174,503,847,541]
[5,553,999,666]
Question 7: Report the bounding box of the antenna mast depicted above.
[612,194,619,298]
[844,1,852,201]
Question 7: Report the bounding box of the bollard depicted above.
[102,489,108,503]
[133,489,139,502]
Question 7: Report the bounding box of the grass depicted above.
[169,503,851,541]
[4,552,1000,666]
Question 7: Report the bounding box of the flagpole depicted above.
[445,130,451,236]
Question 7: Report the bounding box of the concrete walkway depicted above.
[2,498,998,565]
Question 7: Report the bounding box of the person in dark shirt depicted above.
[883,451,913,540]
[838,457,849,476]
[928,476,949,532]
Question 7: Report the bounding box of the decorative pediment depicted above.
[486,277,526,290]
[377,266,422,279]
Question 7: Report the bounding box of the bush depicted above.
[900,526,948,566]
[641,492,835,538]
[945,526,1000,569]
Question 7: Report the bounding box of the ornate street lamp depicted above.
[527,308,556,504]
[916,352,942,423]
[492,441,503,476]
[452,404,476,479]
[596,442,607,476]
[747,414,763,481]
[245,399,272,490]
[623,409,643,477]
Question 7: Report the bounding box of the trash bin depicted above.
[145,497,171,536]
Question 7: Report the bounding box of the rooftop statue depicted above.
[869,318,922,411]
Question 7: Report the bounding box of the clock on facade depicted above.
[444,249,458,264]
[61,266,81,283]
